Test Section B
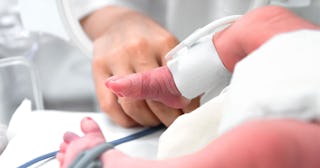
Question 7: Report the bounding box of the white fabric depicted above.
[158,90,226,159]
[167,35,231,101]
[0,100,163,167]
[70,0,129,20]
[158,30,320,159]
[72,0,256,40]
[219,30,320,134]
[18,0,69,40]
[71,0,320,40]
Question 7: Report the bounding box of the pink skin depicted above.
[57,6,320,168]
[105,66,190,109]
[105,6,319,107]
[56,117,106,168]
[57,117,320,168]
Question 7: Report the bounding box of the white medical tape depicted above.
[167,35,231,99]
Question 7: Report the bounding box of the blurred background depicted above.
[0,0,99,127]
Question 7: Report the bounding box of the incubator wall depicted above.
[0,0,43,126]
[0,57,43,125]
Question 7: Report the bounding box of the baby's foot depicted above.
[57,117,157,168]
[56,117,106,168]
[105,66,190,108]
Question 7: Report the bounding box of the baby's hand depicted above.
[105,66,191,109]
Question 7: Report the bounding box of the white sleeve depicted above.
[71,0,133,20]
[70,0,151,20]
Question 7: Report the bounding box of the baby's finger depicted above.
[106,66,190,108]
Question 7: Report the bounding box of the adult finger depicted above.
[111,60,160,126]
[182,97,201,114]
[157,33,179,65]
[117,97,160,126]
[146,100,183,126]
[92,54,138,127]
[130,52,184,126]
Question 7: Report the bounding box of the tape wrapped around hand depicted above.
[167,35,231,101]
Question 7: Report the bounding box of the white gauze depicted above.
[167,35,231,102]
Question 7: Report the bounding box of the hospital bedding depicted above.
[0,100,163,167]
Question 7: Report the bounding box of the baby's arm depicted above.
[173,119,320,168]
[58,109,320,167]
[215,5,319,71]
[106,6,319,108]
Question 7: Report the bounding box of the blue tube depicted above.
[17,124,165,168]
[17,151,59,168]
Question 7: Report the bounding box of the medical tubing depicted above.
[165,15,242,60]
[17,151,59,168]
[17,124,165,168]
[69,143,114,168]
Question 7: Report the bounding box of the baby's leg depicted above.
[105,119,320,168]
[56,117,156,168]
[165,119,320,168]
[57,118,320,168]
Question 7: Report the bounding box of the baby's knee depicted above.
[226,119,320,167]
[219,119,305,167]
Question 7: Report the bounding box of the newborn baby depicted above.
[58,30,320,168]
[57,6,320,168]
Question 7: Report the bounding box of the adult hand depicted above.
[102,6,319,116]
[81,6,199,127]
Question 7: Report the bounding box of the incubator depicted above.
[0,0,43,125]
[18,0,92,57]
[1,0,97,113]
[18,0,269,59]
[0,0,96,156]
[19,0,315,59]
[1,0,319,166]
[0,57,43,125]
[0,0,43,156]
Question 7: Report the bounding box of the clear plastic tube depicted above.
[0,56,43,124]
[165,15,241,60]
[0,0,43,125]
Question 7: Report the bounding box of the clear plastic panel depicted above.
[0,56,43,125]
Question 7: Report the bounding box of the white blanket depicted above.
[158,30,320,159]
[0,100,163,167]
